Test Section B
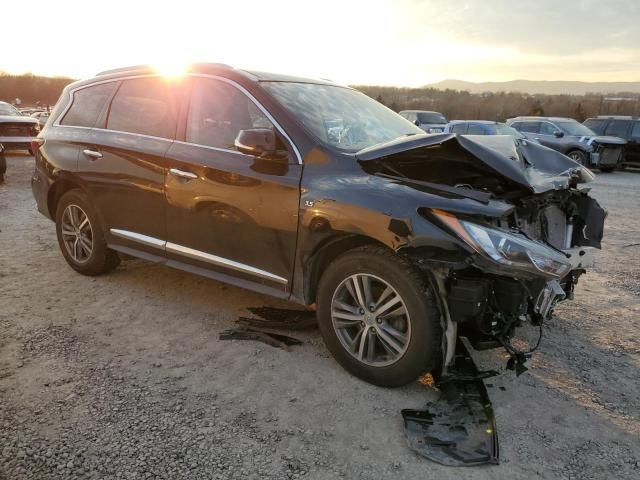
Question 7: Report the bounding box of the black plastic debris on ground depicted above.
[401,338,500,467]
[219,307,316,350]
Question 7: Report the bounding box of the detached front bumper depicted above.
[590,146,624,167]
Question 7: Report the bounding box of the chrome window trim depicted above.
[109,228,287,285]
[53,72,303,165]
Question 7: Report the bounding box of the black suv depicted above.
[507,116,626,172]
[583,116,640,168]
[32,64,606,387]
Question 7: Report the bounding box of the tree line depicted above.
[0,73,75,106]
[355,85,640,122]
[2,73,639,122]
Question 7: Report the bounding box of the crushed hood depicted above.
[577,135,627,146]
[356,133,595,197]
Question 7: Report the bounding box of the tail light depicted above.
[31,138,45,154]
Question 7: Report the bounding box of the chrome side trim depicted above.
[53,72,303,165]
[109,229,287,284]
[110,229,166,249]
[165,242,288,284]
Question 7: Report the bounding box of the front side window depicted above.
[494,123,525,139]
[186,78,274,150]
[263,82,423,152]
[60,82,116,128]
[604,120,631,138]
[539,122,558,135]
[107,78,178,138]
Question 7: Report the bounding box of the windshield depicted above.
[417,112,447,124]
[555,120,595,136]
[0,103,20,116]
[262,82,423,152]
[494,123,526,138]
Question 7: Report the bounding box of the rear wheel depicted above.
[567,149,588,166]
[55,190,120,276]
[316,245,442,387]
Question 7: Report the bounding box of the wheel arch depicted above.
[47,178,85,219]
[303,234,391,305]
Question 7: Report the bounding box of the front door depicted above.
[164,77,301,295]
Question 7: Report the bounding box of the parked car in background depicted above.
[0,101,40,154]
[32,64,605,388]
[507,116,626,172]
[31,111,50,128]
[398,110,448,133]
[445,120,532,140]
[583,116,640,168]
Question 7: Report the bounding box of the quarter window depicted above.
[604,120,631,138]
[107,78,178,139]
[60,82,117,128]
[186,78,275,150]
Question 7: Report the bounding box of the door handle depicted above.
[169,168,198,180]
[83,149,102,160]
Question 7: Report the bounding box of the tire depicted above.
[316,245,442,387]
[599,167,615,173]
[55,189,120,276]
[567,149,588,166]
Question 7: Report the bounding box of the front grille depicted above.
[0,123,34,137]
[594,145,623,166]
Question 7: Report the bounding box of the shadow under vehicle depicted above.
[31,64,605,387]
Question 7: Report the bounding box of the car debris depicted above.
[219,307,313,350]
[401,339,499,467]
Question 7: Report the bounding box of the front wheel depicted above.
[55,190,120,276]
[567,149,588,166]
[316,245,442,387]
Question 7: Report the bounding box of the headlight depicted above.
[433,210,571,279]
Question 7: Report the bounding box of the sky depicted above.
[3,0,639,86]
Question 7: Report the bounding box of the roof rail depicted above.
[96,62,233,77]
[596,115,635,119]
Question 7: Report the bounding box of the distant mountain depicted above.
[425,79,640,95]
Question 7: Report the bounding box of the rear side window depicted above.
[583,119,607,134]
[186,78,275,150]
[631,121,640,140]
[107,78,178,139]
[467,124,486,135]
[450,123,467,134]
[60,82,116,128]
[519,121,540,133]
[604,120,631,138]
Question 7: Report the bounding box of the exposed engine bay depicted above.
[356,133,607,374]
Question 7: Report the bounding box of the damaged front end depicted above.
[357,133,607,374]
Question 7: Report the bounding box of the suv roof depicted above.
[508,116,576,122]
[91,63,343,87]
[449,120,500,125]
[594,115,638,120]
[399,110,442,114]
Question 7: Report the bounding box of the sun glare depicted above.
[151,59,190,77]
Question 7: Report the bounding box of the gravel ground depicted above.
[1,155,638,480]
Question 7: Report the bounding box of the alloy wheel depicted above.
[330,273,412,367]
[61,204,93,263]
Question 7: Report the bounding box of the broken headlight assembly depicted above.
[433,210,572,279]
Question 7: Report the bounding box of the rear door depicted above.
[77,76,182,259]
[626,121,640,165]
[163,76,302,294]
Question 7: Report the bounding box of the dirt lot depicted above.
[1,155,638,480]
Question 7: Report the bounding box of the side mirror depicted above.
[553,131,564,138]
[413,120,420,126]
[235,128,288,162]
